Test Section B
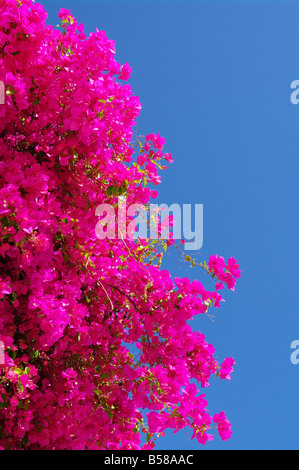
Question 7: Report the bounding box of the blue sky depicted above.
[41,0,299,450]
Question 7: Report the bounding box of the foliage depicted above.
[0,0,241,449]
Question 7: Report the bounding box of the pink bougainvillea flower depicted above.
[213,411,233,441]
[0,279,12,298]
[118,62,132,81]
[219,357,236,380]
[0,0,241,451]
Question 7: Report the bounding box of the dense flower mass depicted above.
[0,0,241,450]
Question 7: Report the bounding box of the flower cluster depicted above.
[208,254,241,291]
[0,0,241,450]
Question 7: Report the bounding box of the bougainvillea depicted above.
[0,0,241,450]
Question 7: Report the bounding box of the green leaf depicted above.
[6,85,16,96]
[106,186,114,198]
[31,350,40,361]
[106,185,126,198]
[63,253,70,263]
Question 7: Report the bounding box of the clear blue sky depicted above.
[41,0,299,450]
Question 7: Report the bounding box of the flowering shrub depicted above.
[0,0,241,450]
